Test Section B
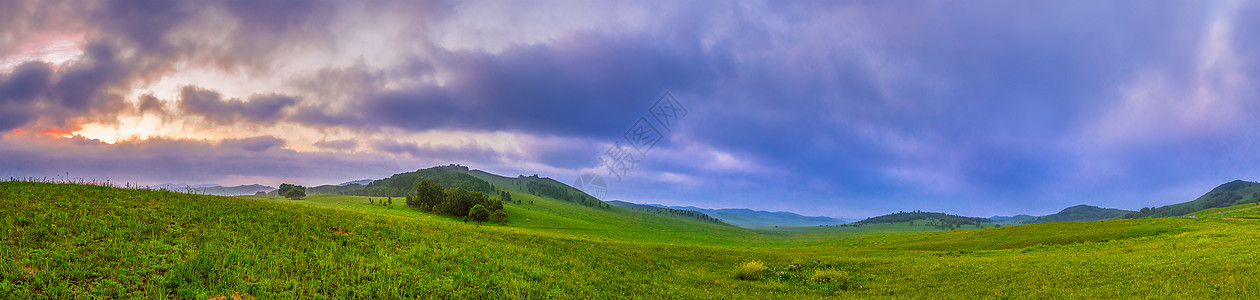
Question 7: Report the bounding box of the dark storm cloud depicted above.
[0,42,132,130]
[294,32,720,139]
[5,0,1260,218]
[177,86,297,125]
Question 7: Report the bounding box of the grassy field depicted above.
[3,181,1260,298]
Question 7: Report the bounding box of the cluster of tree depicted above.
[307,183,366,195]
[525,180,608,209]
[367,197,393,207]
[624,206,723,224]
[852,211,988,230]
[277,183,306,200]
[499,191,520,204]
[342,167,494,197]
[1125,180,1260,219]
[406,179,506,224]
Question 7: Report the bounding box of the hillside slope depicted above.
[606,200,725,224]
[5,181,1260,298]
[1020,205,1132,224]
[1125,180,1260,219]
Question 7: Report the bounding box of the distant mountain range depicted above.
[624,203,855,228]
[151,183,274,196]
[338,179,373,186]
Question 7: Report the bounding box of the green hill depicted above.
[6,174,1260,298]
[341,164,495,197]
[606,200,726,224]
[851,211,994,230]
[1125,180,1260,219]
[1020,205,1132,224]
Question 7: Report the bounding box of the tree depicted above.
[411,179,444,211]
[439,188,488,217]
[491,209,508,223]
[277,183,306,198]
[500,191,514,204]
[469,204,490,224]
[285,189,306,200]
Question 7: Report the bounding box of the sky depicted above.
[2,0,1260,219]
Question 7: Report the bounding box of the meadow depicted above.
[3,180,1259,299]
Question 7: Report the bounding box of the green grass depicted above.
[4,181,1260,298]
[1186,202,1260,219]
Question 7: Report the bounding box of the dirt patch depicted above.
[20,266,36,277]
[332,228,351,235]
[208,292,256,300]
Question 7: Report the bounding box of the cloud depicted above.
[0,42,131,131]
[371,139,511,165]
[292,31,719,138]
[5,0,1260,218]
[177,85,297,125]
[313,139,357,151]
[221,136,286,152]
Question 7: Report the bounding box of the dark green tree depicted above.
[277,183,306,198]
[439,188,488,217]
[491,209,508,223]
[285,189,306,200]
[469,204,490,224]
[412,179,445,211]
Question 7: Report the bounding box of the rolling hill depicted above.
[1019,205,1132,224]
[988,214,1036,223]
[1124,180,1260,219]
[5,168,1260,298]
[606,200,726,224]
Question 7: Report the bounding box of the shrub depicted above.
[284,189,306,200]
[468,204,490,224]
[491,209,508,223]
[810,269,852,285]
[734,260,766,280]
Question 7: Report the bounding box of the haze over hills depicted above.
[337,179,373,186]
[152,183,274,196]
[641,204,855,228]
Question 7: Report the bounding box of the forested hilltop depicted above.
[341,165,494,197]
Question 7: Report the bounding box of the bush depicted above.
[490,209,508,223]
[734,260,766,280]
[468,204,490,224]
[810,269,852,285]
[284,189,306,200]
